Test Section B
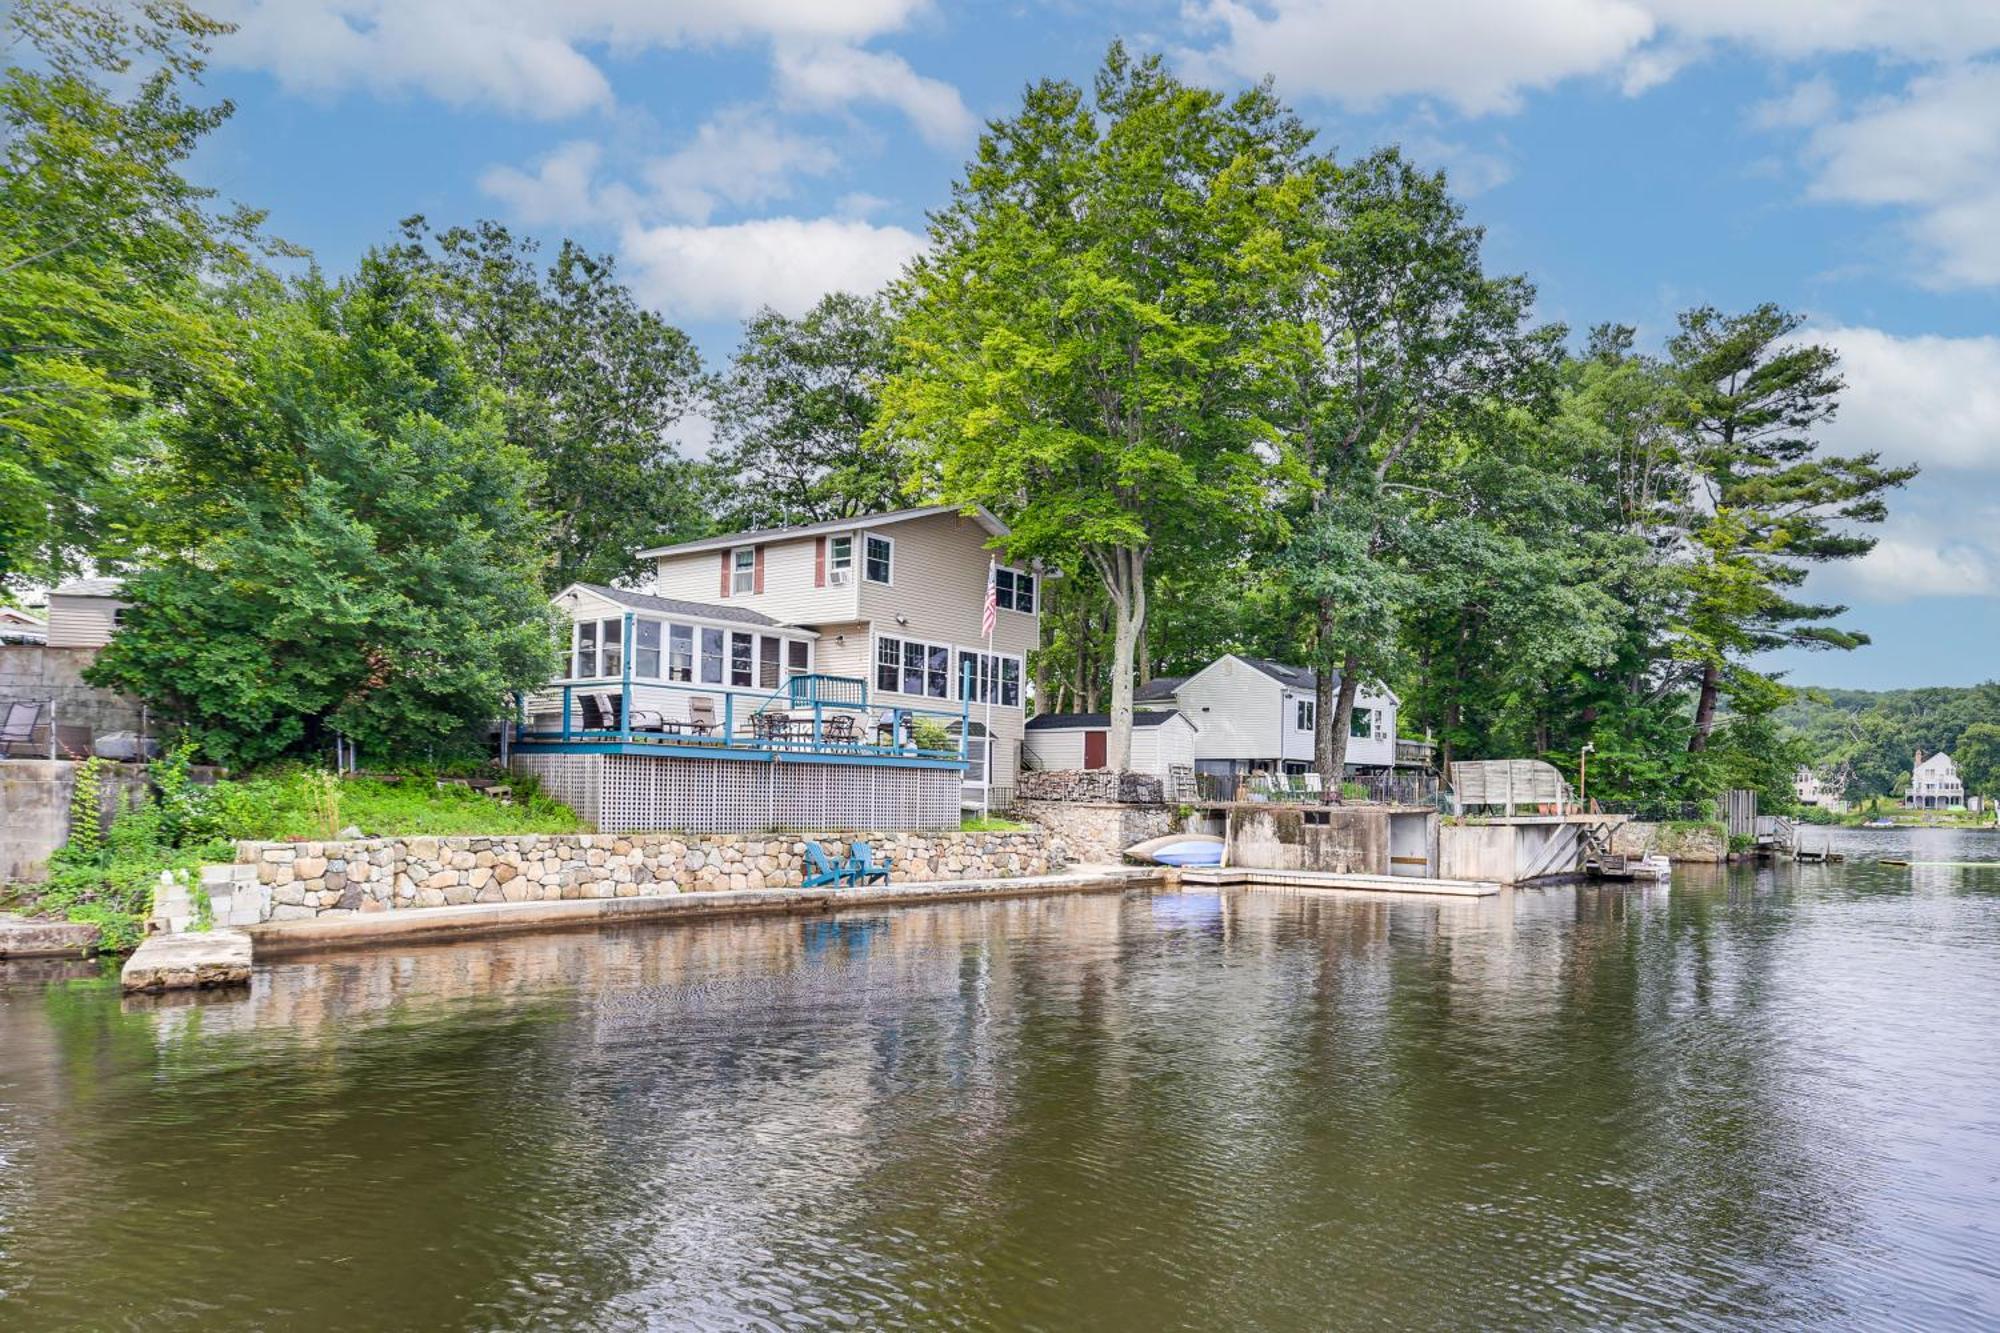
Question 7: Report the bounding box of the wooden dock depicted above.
[1177,867,1502,897]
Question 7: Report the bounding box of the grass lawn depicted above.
[961,815,1031,833]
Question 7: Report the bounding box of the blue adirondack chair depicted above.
[849,840,892,885]
[803,840,854,888]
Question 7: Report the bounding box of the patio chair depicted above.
[1303,773,1323,798]
[578,694,610,732]
[602,693,666,733]
[54,724,93,759]
[683,696,719,737]
[0,701,41,757]
[822,713,859,745]
[849,840,892,885]
[802,840,855,888]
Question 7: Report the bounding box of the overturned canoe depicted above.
[1125,833,1224,867]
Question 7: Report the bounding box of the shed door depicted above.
[1083,730,1108,770]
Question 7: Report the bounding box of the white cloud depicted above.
[1839,535,1996,601]
[774,45,977,147]
[210,0,933,117]
[478,140,630,226]
[479,111,838,228]
[1181,0,1655,115]
[619,216,924,320]
[1809,326,2000,472]
[642,109,840,223]
[1801,63,2000,287]
[1179,1,2000,115]
[1751,74,1837,130]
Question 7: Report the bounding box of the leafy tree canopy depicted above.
[88,262,557,765]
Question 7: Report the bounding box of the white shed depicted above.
[46,578,127,649]
[1023,710,1198,781]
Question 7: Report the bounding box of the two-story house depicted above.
[1907,750,1964,809]
[518,505,1043,829]
[1132,655,1424,788]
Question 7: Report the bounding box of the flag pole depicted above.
[983,557,996,820]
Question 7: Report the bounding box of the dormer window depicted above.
[731,546,756,595]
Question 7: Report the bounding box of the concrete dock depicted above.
[120,929,253,992]
[1178,867,1502,897]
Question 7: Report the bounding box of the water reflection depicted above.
[2,842,1999,1329]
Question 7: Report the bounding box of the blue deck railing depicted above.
[513,667,973,766]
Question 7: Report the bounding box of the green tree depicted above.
[882,45,1309,767]
[1279,148,1557,779]
[0,0,272,593]
[1669,305,1917,751]
[1952,722,2000,801]
[711,291,910,528]
[88,263,557,765]
[380,218,709,589]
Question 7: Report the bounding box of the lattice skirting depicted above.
[511,753,964,833]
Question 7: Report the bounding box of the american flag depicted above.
[981,560,998,639]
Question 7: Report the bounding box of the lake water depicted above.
[4,828,1999,1329]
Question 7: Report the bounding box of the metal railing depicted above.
[515,671,974,765]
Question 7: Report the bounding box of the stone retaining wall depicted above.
[1610,819,1727,863]
[159,828,1062,926]
[1017,798,1178,865]
[1016,769,1164,805]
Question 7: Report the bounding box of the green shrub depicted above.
[910,718,955,754]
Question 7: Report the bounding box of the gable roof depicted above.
[1241,657,1318,690]
[561,582,786,628]
[636,504,1009,560]
[52,577,124,598]
[1026,710,1190,731]
[1134,675,1187,702]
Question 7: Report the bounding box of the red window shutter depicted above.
[719,550,731,598]
[814,536,826,587]
[753,545,766,595]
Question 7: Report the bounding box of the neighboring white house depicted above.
[536,504,1046,809]
[45,578,126,649]
[1795,766,1831,807]
[1132,654,1419,786]
[1023,709,1199,785]
[0,606,46,645]
[1907,750,1964,809]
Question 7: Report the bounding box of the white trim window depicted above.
[876,634,951,699]
[1296,698,1315,732]
[994,566,1035,614]
[1349,706,1378,741]
[699,627,725,685]
[864,533,893,585]
[572,618,622,678]
[634,619,662,678]
[958,650,1022,708]
[828,534,854,582]
[731,546,757,595]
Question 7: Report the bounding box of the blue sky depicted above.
[186,1,2000,690]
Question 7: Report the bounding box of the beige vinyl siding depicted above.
[855,511,1037,661]
[809,621,871,682]
[653,536,860,625]
[44,595,125,649]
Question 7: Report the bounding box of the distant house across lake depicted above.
[1906,750,1964,810]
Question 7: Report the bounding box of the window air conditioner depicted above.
[828,568,853,586]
